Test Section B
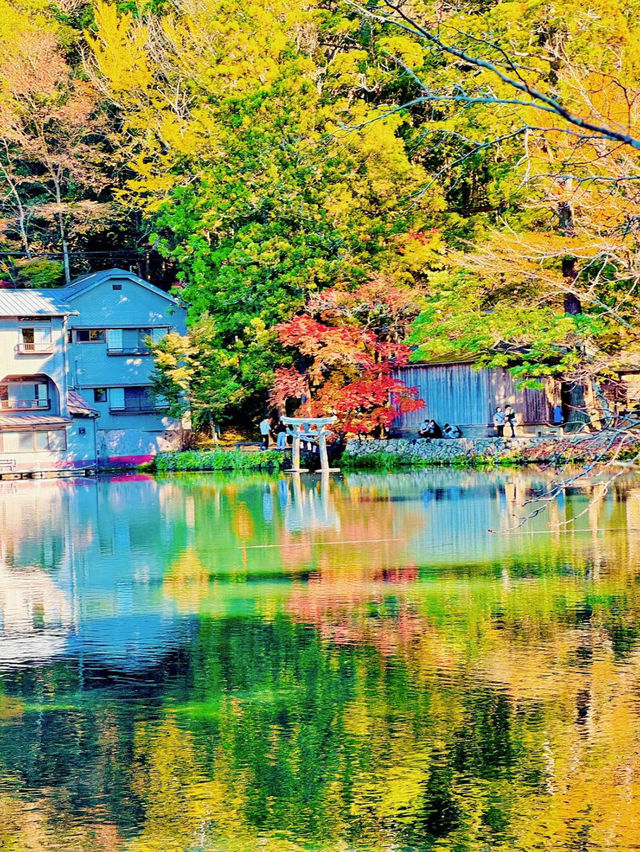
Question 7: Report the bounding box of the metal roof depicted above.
[0,290,76,317]
[0,414,72,428]
[68,390,98,417]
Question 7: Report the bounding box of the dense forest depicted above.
[2,0,640,432]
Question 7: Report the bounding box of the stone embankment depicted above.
[344,432,637,467]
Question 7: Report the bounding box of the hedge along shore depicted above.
[146,433,639,474]
[343,433,639,469]
[151,449,286,472]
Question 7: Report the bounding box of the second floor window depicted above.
[18,327,52,353]
[0,381,49,410]
[74,329,106,343]
[106,328,166,354]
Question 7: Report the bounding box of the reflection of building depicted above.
[0,269,186,475]
[0,477,192,671]
[0,561,72,666]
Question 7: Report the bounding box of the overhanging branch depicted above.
[345,0,640,151]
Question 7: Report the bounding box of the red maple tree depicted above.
[269,279,424,434]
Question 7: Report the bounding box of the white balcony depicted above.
[16,342,55,355]
[0,398,50,410]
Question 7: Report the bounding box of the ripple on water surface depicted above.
[0,470,640,850]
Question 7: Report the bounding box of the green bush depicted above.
[341,451,498,470]
[340,451,430,470]
[152,449,285,472]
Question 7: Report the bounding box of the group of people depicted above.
[260,417,291,450]
[419,420,462,439]
[261,405,519,447]
[260,417,322,450]
[493,405,517,437]
[418,405,518,439]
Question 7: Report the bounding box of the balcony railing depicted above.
[0,398,50,410]
[109,403,169,415]
[16,342,55,355]
[106,347,150,356]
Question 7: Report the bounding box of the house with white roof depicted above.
[0,269,187,475]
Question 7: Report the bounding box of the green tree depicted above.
[349,0,640,401]
[87,0,439,425]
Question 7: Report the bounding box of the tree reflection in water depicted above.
[0,471,639,849]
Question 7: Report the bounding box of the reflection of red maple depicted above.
[376,566,418,583]
[287,579,426,657]
[270,280,424,433]
[280,483,428,656]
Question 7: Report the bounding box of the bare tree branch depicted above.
[345,0,640,151]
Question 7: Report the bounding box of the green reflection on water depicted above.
[0,470,639,850]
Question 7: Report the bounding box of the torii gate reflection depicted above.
[283,472,340,534]
[281,416,340,474]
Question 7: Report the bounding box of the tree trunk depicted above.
[60,231,71,285]
[53,175,70,285]
[559,197,581,314]
[0,163,31,259]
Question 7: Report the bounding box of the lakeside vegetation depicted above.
[153,449,286,472]
[147,427,640,473]
[2,0,640,438]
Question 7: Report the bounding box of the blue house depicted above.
[0,269,187,475]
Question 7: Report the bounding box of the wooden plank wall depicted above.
[394,364,488,430]
[394,364,551,431]
[486,370,551,424]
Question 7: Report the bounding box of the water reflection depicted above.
[0,470,640,849]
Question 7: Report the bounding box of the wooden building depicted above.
[393,361,554,437]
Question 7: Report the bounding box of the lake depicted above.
[0,468,639,851]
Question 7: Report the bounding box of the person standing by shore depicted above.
[494,406,506,437]
[276,421,288,450]
[505,404,517,437]
[259,416,273,450]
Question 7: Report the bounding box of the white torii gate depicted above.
[281,416,339,474]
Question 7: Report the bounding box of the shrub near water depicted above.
[154,450,285,472]
[340,451,430,470]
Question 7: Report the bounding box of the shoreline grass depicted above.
[151,449,286,473]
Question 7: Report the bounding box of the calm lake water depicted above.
[0,469,639,851]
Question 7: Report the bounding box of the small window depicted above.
[19,432,33,451]
[138,328,152,347]
[75,329,105,343]
[48,430,67,451]
[112,283,122,291]
[67,330,73,343]
[34,430,67,451]
[124,387,153,411]
[94,388,107,403]
[20,327,51,344]
[19,326,52,352]
[2,431,35,453]
[35,431,49,451]
[32,602,45,631]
